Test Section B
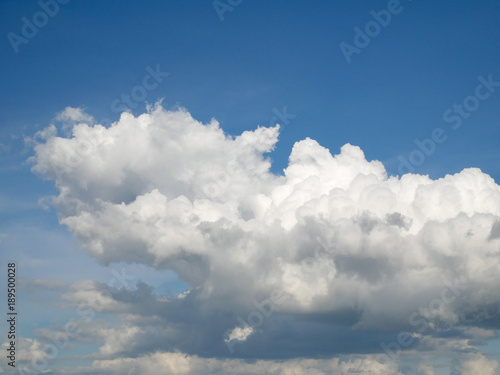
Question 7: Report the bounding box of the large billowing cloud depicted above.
[27,105,500,373]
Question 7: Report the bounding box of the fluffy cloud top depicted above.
[458,353,499,375]
[28,105,500,369]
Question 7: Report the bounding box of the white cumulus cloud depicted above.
[29,105,500,372]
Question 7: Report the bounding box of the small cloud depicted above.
[177,289,191,299]
[19,278,67,291]
[0,142,10,153]
[459,353,499,375]
[225,325,254,343]
[55,107,95,134]
[38,196,53,211]
[35,124,57,140]
[56,107,94,124]
[24,124,57,148]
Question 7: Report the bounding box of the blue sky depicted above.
[1,1,500,374]
[2,0,499,178]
